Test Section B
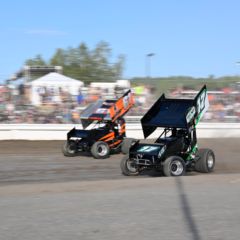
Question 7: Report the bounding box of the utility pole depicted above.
[146,53,155,81]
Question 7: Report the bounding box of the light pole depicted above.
[146,53,155,81]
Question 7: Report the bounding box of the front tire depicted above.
[120,156,139,176]
[163,156,186,177]
[91,141,110,159]
[195,148,215,173]
[62,141,77,157]
[121,138,136,154]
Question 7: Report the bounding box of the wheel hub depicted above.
[97,145,108,156]
[126,159,138,173]
[207,154,214,168]
[171,160,184,175]
[68,142,76,153]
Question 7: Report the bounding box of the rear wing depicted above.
[194,85,209,124]
[141,85,209,138]
[80,89,134,129]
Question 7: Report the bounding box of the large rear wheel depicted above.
[195,148,215,173]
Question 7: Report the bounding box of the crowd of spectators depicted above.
[0,82,240,124]
[168,85,240,122]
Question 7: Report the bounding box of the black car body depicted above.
[63,90,134,159]
[121,85,215,176]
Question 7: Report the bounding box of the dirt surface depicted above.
[0,139,239,185]
[0,139,240,240]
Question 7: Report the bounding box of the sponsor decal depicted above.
[186,106,196,123]
[195,89,209,124]
[158,145,166,158]
[95,108,108,114]
[197,89,208,114]
[137,145,160,153]
[123,92,131,109]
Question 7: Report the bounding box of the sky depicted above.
[0,0,240,82]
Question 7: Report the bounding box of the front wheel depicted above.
[120,156,139,176]
[163,156,186,177]
[62,141,77,157]
[121,138,136,154]
[91,141,110,159]
[195,148,215,173]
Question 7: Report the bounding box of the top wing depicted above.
[80,90,134,129]
[109,89,135,122]
[141,85,209,138]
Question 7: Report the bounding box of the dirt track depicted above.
[0,139,239,185]
[0,139,240,240]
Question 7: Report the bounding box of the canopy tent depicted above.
[28,72,84,105]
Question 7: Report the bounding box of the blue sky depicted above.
[0,0,240,82]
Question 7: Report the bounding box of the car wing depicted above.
[141,85,209,138]
[80,89,134,129]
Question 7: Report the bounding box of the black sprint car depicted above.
[120,85,215,176]
[62,90,134,159]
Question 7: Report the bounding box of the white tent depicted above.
[28,72,84,105]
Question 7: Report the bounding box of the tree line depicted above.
[25,40,240,91]
[25,41,125,84]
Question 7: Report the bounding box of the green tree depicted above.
[24,41,125,84]
[112,54,125,79]
[50,48,65,66]
[25,54,47,66]
[90,41,111,81]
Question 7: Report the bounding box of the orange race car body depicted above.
[62,90,134,159]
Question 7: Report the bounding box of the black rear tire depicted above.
[121,138,136,154]
[62,141,77,157]
[91,141,110,159]
[195,148,215,173]
[120,156,139,176]
[163,156,186,177]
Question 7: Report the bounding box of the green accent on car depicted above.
[186,106,196,123]
[195,112,203,126]
[187,144,198,160]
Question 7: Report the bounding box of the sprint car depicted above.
[120,85,215,176]
[62,90,134,159]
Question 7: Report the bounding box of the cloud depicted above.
[25,29,67,36]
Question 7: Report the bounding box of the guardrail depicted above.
[0,122,240,140]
